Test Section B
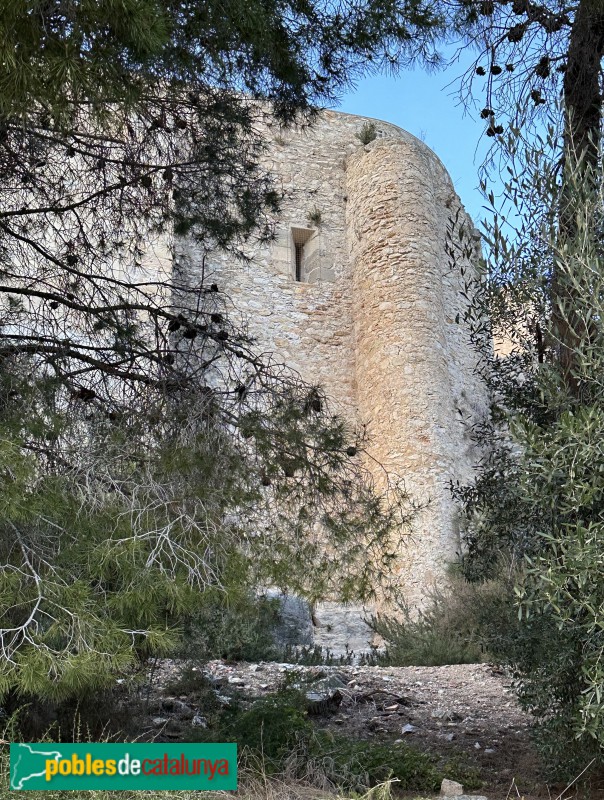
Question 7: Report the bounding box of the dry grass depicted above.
[0,744,404,800]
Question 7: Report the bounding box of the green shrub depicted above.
[371,575,511,667]
[356,122,377,145]
[216,688,477,793]
[307,208,322,225]
[163,667,226,716]
[178,592,281,662]
[307,734,441,792]
[220,691,312,765]
[455,131,604,779]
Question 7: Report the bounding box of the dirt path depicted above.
[149,659,551,799]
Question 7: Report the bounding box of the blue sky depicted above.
[335,48,492,228]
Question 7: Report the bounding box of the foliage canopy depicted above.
[456,115,604,774]
[0,0,440,704]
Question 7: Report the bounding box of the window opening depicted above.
[294,242,304,281]
[291,227,314,282]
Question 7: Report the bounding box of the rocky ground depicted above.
[137,659,583,800]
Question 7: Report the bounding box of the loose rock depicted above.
[440,778,464,797]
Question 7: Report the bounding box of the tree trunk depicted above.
[563,0,604,168]
[554,0,604,395]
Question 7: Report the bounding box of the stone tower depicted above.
[186,109,487,649]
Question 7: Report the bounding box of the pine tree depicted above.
[0,0,437,705]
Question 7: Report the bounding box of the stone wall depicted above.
[346,134,484,603]
[185,110,488,648]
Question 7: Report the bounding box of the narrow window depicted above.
[294,242,304,281]
[291,227,314,282]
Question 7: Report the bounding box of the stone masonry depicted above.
[185,110,488,651]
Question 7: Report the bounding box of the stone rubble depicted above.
[141,658,541,798]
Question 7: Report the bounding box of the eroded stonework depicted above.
[186,110,487,651]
